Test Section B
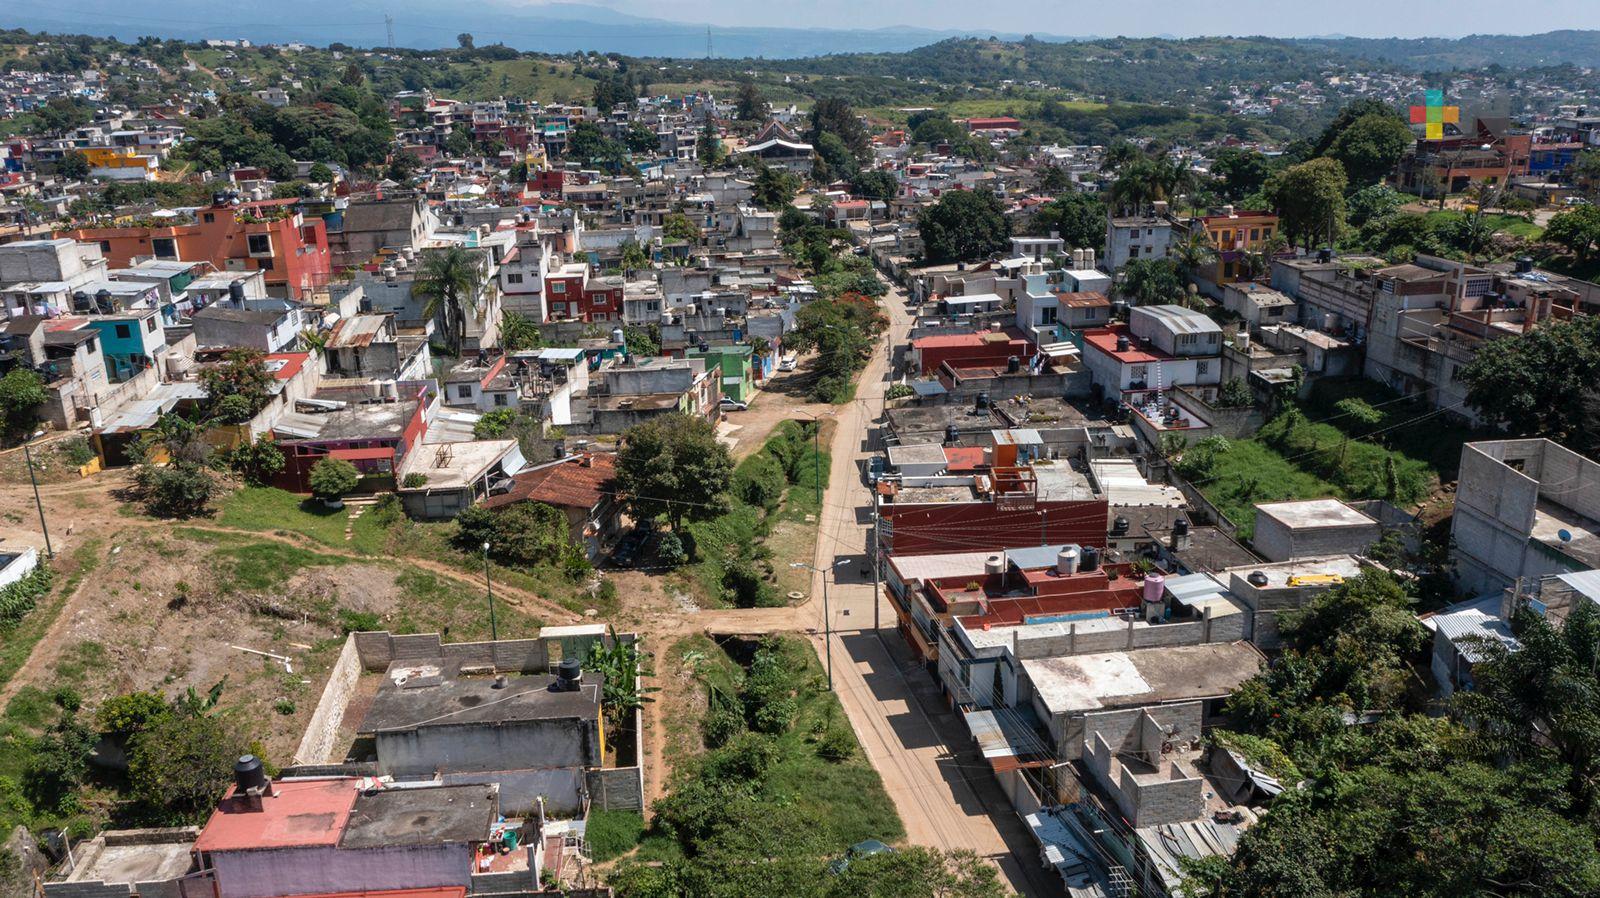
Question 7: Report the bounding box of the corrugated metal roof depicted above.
[1555,569,1600,603]
[1432,595,1518,662]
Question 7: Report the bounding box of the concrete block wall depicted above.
[43,883,133,898]
[1127,767,1205,827]
[1012,619,1209,660]
[1130,620,1203,649]
[587,766,644,812]
[293,635,363,765]
[1062,703,1202,762]
[134,881,183,898]
[353,632,552,674]
[1209,613,1246,643]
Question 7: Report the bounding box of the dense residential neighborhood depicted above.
[5,13,1600,898]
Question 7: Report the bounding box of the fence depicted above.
[292,634,364,765]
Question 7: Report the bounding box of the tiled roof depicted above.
[480,454,616,511]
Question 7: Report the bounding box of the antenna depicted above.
[384,13,395,49]
[706,25,712,60]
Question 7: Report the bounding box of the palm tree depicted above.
[1119,258,1184,307]
[1237,233,1289,281]
[415,246,483,355]
[1171,228,1218,281]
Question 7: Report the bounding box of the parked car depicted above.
[864,455,886,486]
[720,397,749,411]
[777,355,798,372]
[610,529,649,568]
[828,839,895,874]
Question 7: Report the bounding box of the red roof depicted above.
[265,351,310,381]
[1054,291,1110,309]
[967,117,1021,129]
[943,446,988,472]
[1081,325,1171,364]
[480,454,616,511]
[194,779,359,853]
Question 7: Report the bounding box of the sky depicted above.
[558,0,1600,37]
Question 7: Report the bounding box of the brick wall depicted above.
[586,766,644,812]
[353,631,552,674]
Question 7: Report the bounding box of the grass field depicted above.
[1422,209,1546,241]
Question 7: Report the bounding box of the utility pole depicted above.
[23,440,53,559]
[482,542,498,641]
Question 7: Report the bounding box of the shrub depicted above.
[701,703,745,748]
[585,809,646,863]
[473,408,518,439]
[57,436,95,467]
[96,691,172,738]
[226,436,285,486]
[273,699,296,715]
[655,530,688,568]
[0,565,53,631]
[402,472,429,488]
[885,383,914,400]
[308,457,360,501]
[453,502,570,567]
[1217,378,1253,408]
[1334,397,1386,429]
[733,452,787,510]
[337,608,382,633]
[24,717,97,812]
[128,713,247,823]
[366,493,405,528]
[138,463,216,518]
[817,725,856,762]
[721,554,772,608]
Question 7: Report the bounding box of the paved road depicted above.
[795,284,1064,898]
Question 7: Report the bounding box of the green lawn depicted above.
[1191,439,1340,540]
[1422,209,1545,241]
[216,487,393,554]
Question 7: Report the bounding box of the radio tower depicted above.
[705,26,712,60]
[384,13,396,49]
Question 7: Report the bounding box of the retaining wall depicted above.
[292,634,363,765]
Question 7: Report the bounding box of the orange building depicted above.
[63,197,331,300]
[1193,209,1280,285]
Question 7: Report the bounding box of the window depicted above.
[1041,305,1057,325]
[1224,261,1236,279]
[114,324,131,339]
[1197,360,1210,375]
[1267,305,1285,317]
[1250,228,1260,242]
[203,213,215,224]
[145,317,156,332]
[1129,245,1141,259]
[247,234,272,256]
[592,294,607,306]
[456,384,472,399]
[493,393,508,406]
[551,281,566,294]
[258,258,273,271]
[506,272,524,284]
[98,240,111,252]
[1179,333,1197,346]
[1262,227,1273,239]
[151,237,177,259]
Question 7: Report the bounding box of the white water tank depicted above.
[985,555,1005,576]
[1056,547,1080,576]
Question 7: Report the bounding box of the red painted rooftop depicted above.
[194,778,359,853]
[1081,325,1172,364]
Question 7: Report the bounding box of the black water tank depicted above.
[233,754,269,794]
[1116,334,1131,353]
[555,657,583,691]
[1111,515,1129,535]
[1247,570,1269,587]
[1079,546,1100,573]
[1007,356,1020,374]
[945,423,960,444]
[228,281,246,303]
[975,391,989,410]
[1318,247,1333,263]
[1173,517,1190,536]
[1517,256,1534,274]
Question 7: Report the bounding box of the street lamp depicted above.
[793,558,849,690]
[482,541,498,641]
[23,431,53,559]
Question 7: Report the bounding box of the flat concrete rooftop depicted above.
[1255,498,1376,530]
[1022,642,1263,717]
[64,830,195,885]
[339,783,497,849]
[358,662,602,733]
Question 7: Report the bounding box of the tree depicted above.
[415,246,483,354]
[616,415,733,528]
[624,122,659,154]
[786,295,887,402]
[500,310,544,351]
[456,32,474,50]
[128,712,245,822]
[735,80,769,122]
[309,457,360,502]
[697,119,726,168]
[307,161,334,183]
[1312,98,1405,157]
[1460,314,1600,443]
[36,96,92,134]
[137,462,217,518]
[0,368,47,443]
[1347,183,1407,228]
[1037,164,1071,195]
[751,166,800,210]
[201,349,274,423]
[1266,157,1348,251]
[619,240,651,272]
[1118,258,1185,306]
[453,502,572,567]
[663,213,698,242]
[811,131,859,181]
[1544,205,1600,264]
[850,170,899,203]
[1325,112,1414,187]
[908,112,964,147]
[918,190,1009,263]
[1028,192,1105,249]
[1210,147,1271,202]
[1170,227,1218,281]
[58,150,90,179]
[1217,378,1253,408]
[807,98,869,160]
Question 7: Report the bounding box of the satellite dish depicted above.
[1559,529,1573,542]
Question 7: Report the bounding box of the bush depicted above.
[1216,378,1253,408]
[1334,397,1386,429]
[96,691,172,739]
[885,383,914,400]
[817,726,856,762]
[0,564,53,631]
[473,408,518,439]
[402,472,429,488]
[721,554,773,608]
[57,436,95,467]
[702,702,746,748]
[128,713,247,823]
[308,457,360,500]
[733,452,787,510]
[24,717,97,813]
[226,436,285,486]
[138,463,217,518]
[338,608,382,633]
[655,530,688,568]
[454,502,571,567]
[585,809,646,863]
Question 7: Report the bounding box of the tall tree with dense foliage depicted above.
[918,189,1009,263]
[1460,314,1600,449]
[1544,204,1600,265]
[1325,112,1415,187]
[616,415,733,528]
[1265,157,1348,251]
[751,166,800,210]
[806,98,869,160]
[0,368,47,443]
[735,79,769,122]
[786,295,888,402]
[1118,258,1186,306]
[1209,147,1272,202]
[1028,192,1106,249]
[200,349,274,424]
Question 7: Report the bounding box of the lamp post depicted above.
[23,432,53,559]
[482,541,498,641]
[793,559,848,690]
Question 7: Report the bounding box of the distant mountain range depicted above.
[6,2,1600,68]
[3,0,1090,59]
